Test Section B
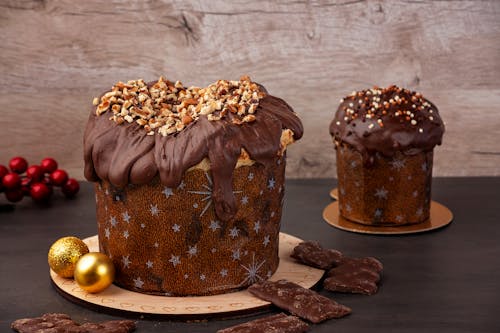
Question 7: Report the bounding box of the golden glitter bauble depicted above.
[48,236,90,278]
[74,252,115,293]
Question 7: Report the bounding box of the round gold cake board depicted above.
[323,201,453,235]
[50,233,323,319]
[330,188,338,200]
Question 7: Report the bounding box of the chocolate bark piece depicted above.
[248,279,351,323]
[324,257,383,295]
[217,313,309,333]
[291,241,343,270]
[11,313,136,333]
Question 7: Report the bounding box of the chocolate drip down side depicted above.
[84,95,303,222]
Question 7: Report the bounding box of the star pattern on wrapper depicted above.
[396,215,404,223]
[248,173,254,181]
[240,253,266,285]
[172,224,181,233]
[122,211,131,223]
[134,277,144,289]
[374,187,388,200]
[374,208,383,219]
[146,260,153,269]
[187,172,214,217]
[177,181,186,190]
[150,204,160,216]
[162,187,174,198]
[267,178,276,190]
[122,255,131,269]
[188,171,242,217]
[241,196,249,205]
[421,162,428,172]
[110,216,117,227]
[104,228,110,239]
[263,235,270,247]
[200,274,206,281]
[169,255,180,267]
[253,221,261,233]
[123,230,129,239]
[220,268,228,277]
[229,227,240,239]
[232,248,241,261]
[390,157,406,171]
[209,220,221,232]
[187,245,198,257]
[345,203,352,213]
[416,207,424,216]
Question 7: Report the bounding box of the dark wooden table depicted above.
[1,178,499,332]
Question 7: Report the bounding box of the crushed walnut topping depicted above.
[94,75,266,136]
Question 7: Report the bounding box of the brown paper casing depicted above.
[94,157,285,296]
[336,143,433,226]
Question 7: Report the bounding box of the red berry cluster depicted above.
[0,157,79,203]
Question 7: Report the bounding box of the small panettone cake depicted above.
[84,76,303,296]
[330,86,445,226]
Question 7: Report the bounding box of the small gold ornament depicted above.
[74,252,115,293]
[48,236,89,278]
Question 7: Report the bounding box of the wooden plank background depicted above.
[1,0,499,179]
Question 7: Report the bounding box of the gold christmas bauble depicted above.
[48,236,89,278]
[74,252,115,293]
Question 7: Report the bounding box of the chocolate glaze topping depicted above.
[84,77,303,222]
[330,85,444,163]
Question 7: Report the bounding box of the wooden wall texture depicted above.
[1,0,500,179]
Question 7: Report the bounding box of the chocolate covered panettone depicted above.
[330,86,444,226]
[84,76,303,296]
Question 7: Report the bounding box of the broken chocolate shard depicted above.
[290,240,343,270]
[324,256,383,295]
[248,279,351,323]
[217,313,309,333]
[11,313,136,333]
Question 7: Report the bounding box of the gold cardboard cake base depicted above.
[323,200,453,235]
[50,233,323,319]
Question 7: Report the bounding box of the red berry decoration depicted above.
[50,169,68,187]
[0,165,8,179]
[2,156,79,205]
[21,177,32,195]
[30,183,52,202]
[40,158,58,174]
[62,178,80,198]
[2,172,21,189]
[26,165,44,182]
[9,157,28,174]
[5,188,24,202]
